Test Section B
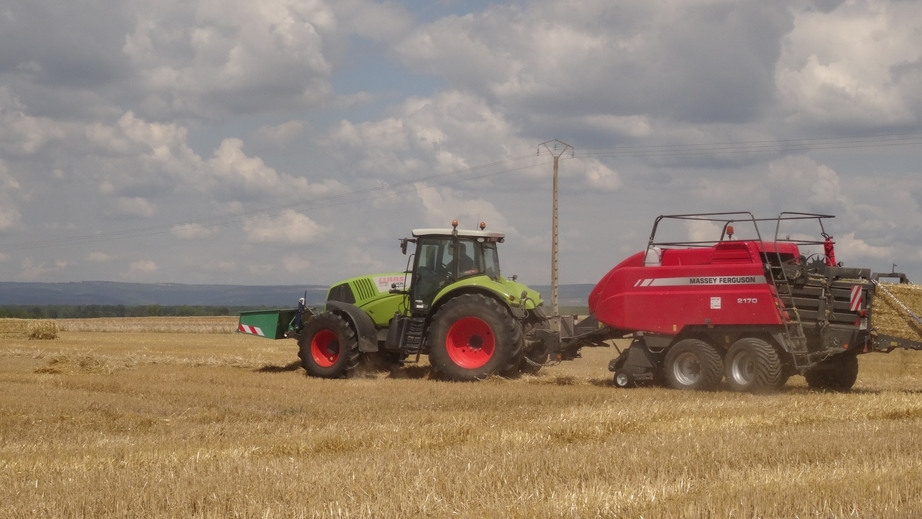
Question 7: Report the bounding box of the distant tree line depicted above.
[0,305,276,319]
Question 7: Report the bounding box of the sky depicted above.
[0,0,920,289]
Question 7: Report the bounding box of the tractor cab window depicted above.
[482,242,500,280]
[452,241,479,277]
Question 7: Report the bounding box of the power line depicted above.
[575,132,922,159]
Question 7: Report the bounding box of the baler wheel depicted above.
[724,338,783,393]
[614,369,634,388]
[297,312,360,378]
[663,339,723,391]
[804,352,859,392]
[427,294,523,381]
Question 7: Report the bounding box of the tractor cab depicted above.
[405,220,504,314]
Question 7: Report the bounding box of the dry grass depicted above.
[0,318,58,340]
[2,322,922,517]
[55,316,238,334]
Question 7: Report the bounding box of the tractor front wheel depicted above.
[428,294,523,381]
[663,339,723,391]
[297,312,360,378]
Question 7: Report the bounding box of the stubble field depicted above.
[2,317,922,518]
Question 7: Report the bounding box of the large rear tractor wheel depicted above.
[663,339,723,391]
[427,294,524,381]
[297,312,360,378]
[804,352,859,392]
[724,338,783,393]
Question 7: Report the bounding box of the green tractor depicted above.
[239,221,553,381]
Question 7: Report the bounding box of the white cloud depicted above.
[326,90,617,192]
[326,91,527,179]
[282,254,311,273]
[87,252,114,262]
[19,258,67,281]
[88,112,346,204]
[0,159,22,232]
[567,158,622,193]
[248,263,273,275]
[392,1,792,124]
[209,138,343,199]
[767,156,847,213]
[340,246,387,273]
[776,1,922,125]
[114,196,156,218]
[0,204,21,232]
[242,211,330,244]
[834,231,896,260]
[128,259,159,274]
[253,120,307,145]
[171,223,216,240]
[122,0,338,118]
[414,184,510,231]
[685,220,725,243]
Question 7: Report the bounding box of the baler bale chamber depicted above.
[870,280,922,350]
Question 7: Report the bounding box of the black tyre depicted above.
[724,338,783,393]
[614,369,634,388]
[427,294,524,381]
[663,338,723,391]
[804,352,859,391]
[297,312,360,378]
[520,318,551,375]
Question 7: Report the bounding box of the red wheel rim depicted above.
[311,329,340,367]
[445,317,495,369]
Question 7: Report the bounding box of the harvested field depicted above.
[2,319,922,517]
[55,315,238,334]
[0,318,58,340]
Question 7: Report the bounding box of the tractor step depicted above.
[401,317,427,353]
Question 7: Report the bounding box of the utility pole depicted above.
[538,139,573,330]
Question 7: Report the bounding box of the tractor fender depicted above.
[325,301,379,352]
[432,286,524,322]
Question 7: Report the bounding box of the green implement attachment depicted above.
[237,309,300,340]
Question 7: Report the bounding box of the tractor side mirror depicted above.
[400,238,415,255]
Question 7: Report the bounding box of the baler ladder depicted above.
[768,259,811,369]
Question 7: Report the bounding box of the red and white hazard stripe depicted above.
[237,324,265,337]
[849,285,863,312]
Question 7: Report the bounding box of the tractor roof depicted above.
[412,228,505,240]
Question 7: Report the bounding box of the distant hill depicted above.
[0,281,594,307]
